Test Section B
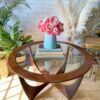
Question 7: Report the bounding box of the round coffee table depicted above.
[8,41,94,100]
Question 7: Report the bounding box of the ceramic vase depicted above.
[44,33,57,49]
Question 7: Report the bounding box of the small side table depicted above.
[8,41,94,100]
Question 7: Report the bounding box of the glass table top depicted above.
[8,41,93,82]
[16,42,84,75]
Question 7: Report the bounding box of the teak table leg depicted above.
[19,77,48,100]
[54,76,83,100]
[19,75,83,100]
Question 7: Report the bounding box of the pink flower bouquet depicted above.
[38,16,64,35]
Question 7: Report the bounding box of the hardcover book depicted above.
[38,44,62,52]
[35,54,65,59]
[35,44,65,59]
[37,51,64,55]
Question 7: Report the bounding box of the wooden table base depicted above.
[19,75,83,100]
[18,46,83,100]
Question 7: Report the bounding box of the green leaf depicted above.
[0,6,10,25]
[21,35,32,43]
[14,32,20,41]
[10,32,15,41]
[14,26,19,33]
[0,30,10,39]
[0,38,15,49]
[3,17,10,26]
[0,35,15,51]
[13,21,20,29]
[2,49,11,57]
[0,25,4,32]
[8,0,30,10]
[9,22,20,41]
[16,41,23,46]
[9,22,19,33]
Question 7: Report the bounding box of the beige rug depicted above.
[0,67,100,100]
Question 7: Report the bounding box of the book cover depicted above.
[38,44,62,52]
[37,51,64,55]
[35,54,65,59]
[35,43,65,59]
[35,51,65,59]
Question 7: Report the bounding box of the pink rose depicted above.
[38,16,64,35]
[57,23,64,32]
[38,21,45,32]
[53,27,60,35]
[42,17,50,26]
[49,16,60,27]
[45,23,53,34]
[38,20,43,29]
[38,17,49,29]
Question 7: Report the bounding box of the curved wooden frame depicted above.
[8,41,93,83]
[8,41,94,99]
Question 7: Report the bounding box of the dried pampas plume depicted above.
[55,0,99,42]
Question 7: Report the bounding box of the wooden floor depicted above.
[35,68,100,100]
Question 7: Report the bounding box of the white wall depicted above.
[10,0,60,41]
[7,0,99,42]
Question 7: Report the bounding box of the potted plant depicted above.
[0,0,30,56]
[0,22,32,77]
[0,0,31,78]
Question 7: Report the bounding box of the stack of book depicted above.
[35,44,65,59]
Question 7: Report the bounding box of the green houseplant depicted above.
[0,0,31,54]
[0,0,30,26]
[0,0,31,57]
[0,22,32,78]
[0,22,32,57]
[0,0,31,78]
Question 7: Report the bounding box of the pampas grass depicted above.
[84,8,100,35]
[76,0,98,34]
[55,0,99,42]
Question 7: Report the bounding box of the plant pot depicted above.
[0,50,26,79]
[0,50,9,78]
[0,57,9,79]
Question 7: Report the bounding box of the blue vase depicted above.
[44,33,57,49]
